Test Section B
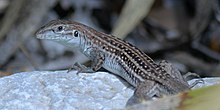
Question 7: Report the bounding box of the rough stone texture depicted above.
[0,71,133,110]
[0,70,219,110]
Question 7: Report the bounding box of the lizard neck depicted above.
[78,32,94,56]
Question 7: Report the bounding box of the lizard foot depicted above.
[126,90,152,107]
[126,81,156,107]
[184,72,204,88]
[67,62,95,74]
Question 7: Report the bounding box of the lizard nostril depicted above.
[35,29,43,36]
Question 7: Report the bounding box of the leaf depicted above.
[112,0,154,39]
[180,84,220,110]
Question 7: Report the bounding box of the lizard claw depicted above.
[67,62,95,75]
[184,72,204,88]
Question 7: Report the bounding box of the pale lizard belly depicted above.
[102,54,138,87]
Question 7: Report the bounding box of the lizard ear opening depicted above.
[74,31,79,37]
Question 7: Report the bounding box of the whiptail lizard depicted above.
[36,20,197,106]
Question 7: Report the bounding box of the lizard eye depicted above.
[57,26,63,31]
[74,31,79,37]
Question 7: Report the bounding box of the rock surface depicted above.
[0,71,133,110]
[0,70,220,110]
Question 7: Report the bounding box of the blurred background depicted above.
[0,0,220,78]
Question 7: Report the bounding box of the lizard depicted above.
[35,20,200,106]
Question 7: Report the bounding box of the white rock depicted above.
[189,77,220,89]
[0,71,133,110]
[0,70,219,110]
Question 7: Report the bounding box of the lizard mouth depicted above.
[35,29,62,40]
[36,34,59,40]
[36,34,72,42]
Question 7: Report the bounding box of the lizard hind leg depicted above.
[126,80,159,107]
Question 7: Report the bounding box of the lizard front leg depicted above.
[68,47,105,74]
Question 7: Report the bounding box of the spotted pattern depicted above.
[79,27,172,86]
[40,20,190,91]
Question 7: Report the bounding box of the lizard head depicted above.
[35,20,82,48]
